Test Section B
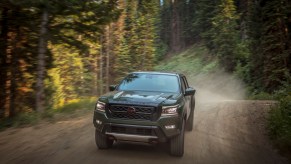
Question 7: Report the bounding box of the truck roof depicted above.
[131,71,185,77]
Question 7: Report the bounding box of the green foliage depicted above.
[248,92,274,100]
[154,42,168,62]
[113,0,160,82]
[154,45,218,75]
[0,0,121,118]
[193,0,219,50]
[0,112,39,130]
[268,85,291,150]
[181,0,199,45]
[47,43,93,109]
[160,0,199,53]
[0,97,96,130]
[53,98,96,113]
[193,0,247,72]
[192,0,291,96]
[114,38,132,82]
[247,0,291,93]
[258,0,290,92]
[209,0,240,72]
[159,0,171,48]
[13,112,39,127]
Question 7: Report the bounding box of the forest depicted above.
[0,0,290,142]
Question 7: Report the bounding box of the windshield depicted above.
[117,73,180,93]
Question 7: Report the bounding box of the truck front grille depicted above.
[111,126,153,136]
[108,105,155,121]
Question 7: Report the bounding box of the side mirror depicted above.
[109,85,116,91]
[184,87,195,96]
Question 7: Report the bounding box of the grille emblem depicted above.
[127,107,136,115]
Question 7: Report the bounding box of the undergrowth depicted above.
[268,84,291,158]
[154,45,218,75]
[0,97,96,131]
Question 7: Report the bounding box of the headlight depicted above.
[162,105,179,116]
[96,101,106,112]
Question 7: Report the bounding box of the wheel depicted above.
[170,119,185,157]
[186,96,195,131]
[95,129,113,149]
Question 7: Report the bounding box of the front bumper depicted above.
[93,110,182,143]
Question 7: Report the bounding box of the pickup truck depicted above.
[93,72,195,157]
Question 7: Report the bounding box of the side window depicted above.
[180,77,186,93]
[182,77,189,88]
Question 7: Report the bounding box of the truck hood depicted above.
[99,90,181,106]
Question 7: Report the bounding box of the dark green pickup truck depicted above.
[93,72,195,157]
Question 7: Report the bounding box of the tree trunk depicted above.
[99,36,103,95]
[9,31,19,118]
[170,0,182,53]
[0,8,8,118]
[94,51,98,95]
[36,8,48,113]
[105,25,110,92]
[9,10,21,118]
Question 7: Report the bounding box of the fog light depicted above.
[165,125,176,129]
[96,120,102,125]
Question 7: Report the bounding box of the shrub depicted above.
[54,98,96,113]
[268,85,291,151]
[249,92,274,100]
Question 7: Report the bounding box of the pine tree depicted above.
[193,0,219,50]
[111,0,128,83]
[48,44,85,108]
[134,0,159,70]
[211,0,240,72]
[181,0,198,45]
[160,0,171,53]
[113,0,160,82]
[247,0,265,91]
[0,0,121,117]
[259,0,290,92]
[0,1,39,118]
[246,0,291,92]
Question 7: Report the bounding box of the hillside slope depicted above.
[154,45,246,102]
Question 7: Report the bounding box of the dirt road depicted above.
[0,101,288,164]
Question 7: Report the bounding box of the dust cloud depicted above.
[187,70,246,103]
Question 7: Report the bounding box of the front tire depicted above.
[170,119,185,157]
[95,129,113,149]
